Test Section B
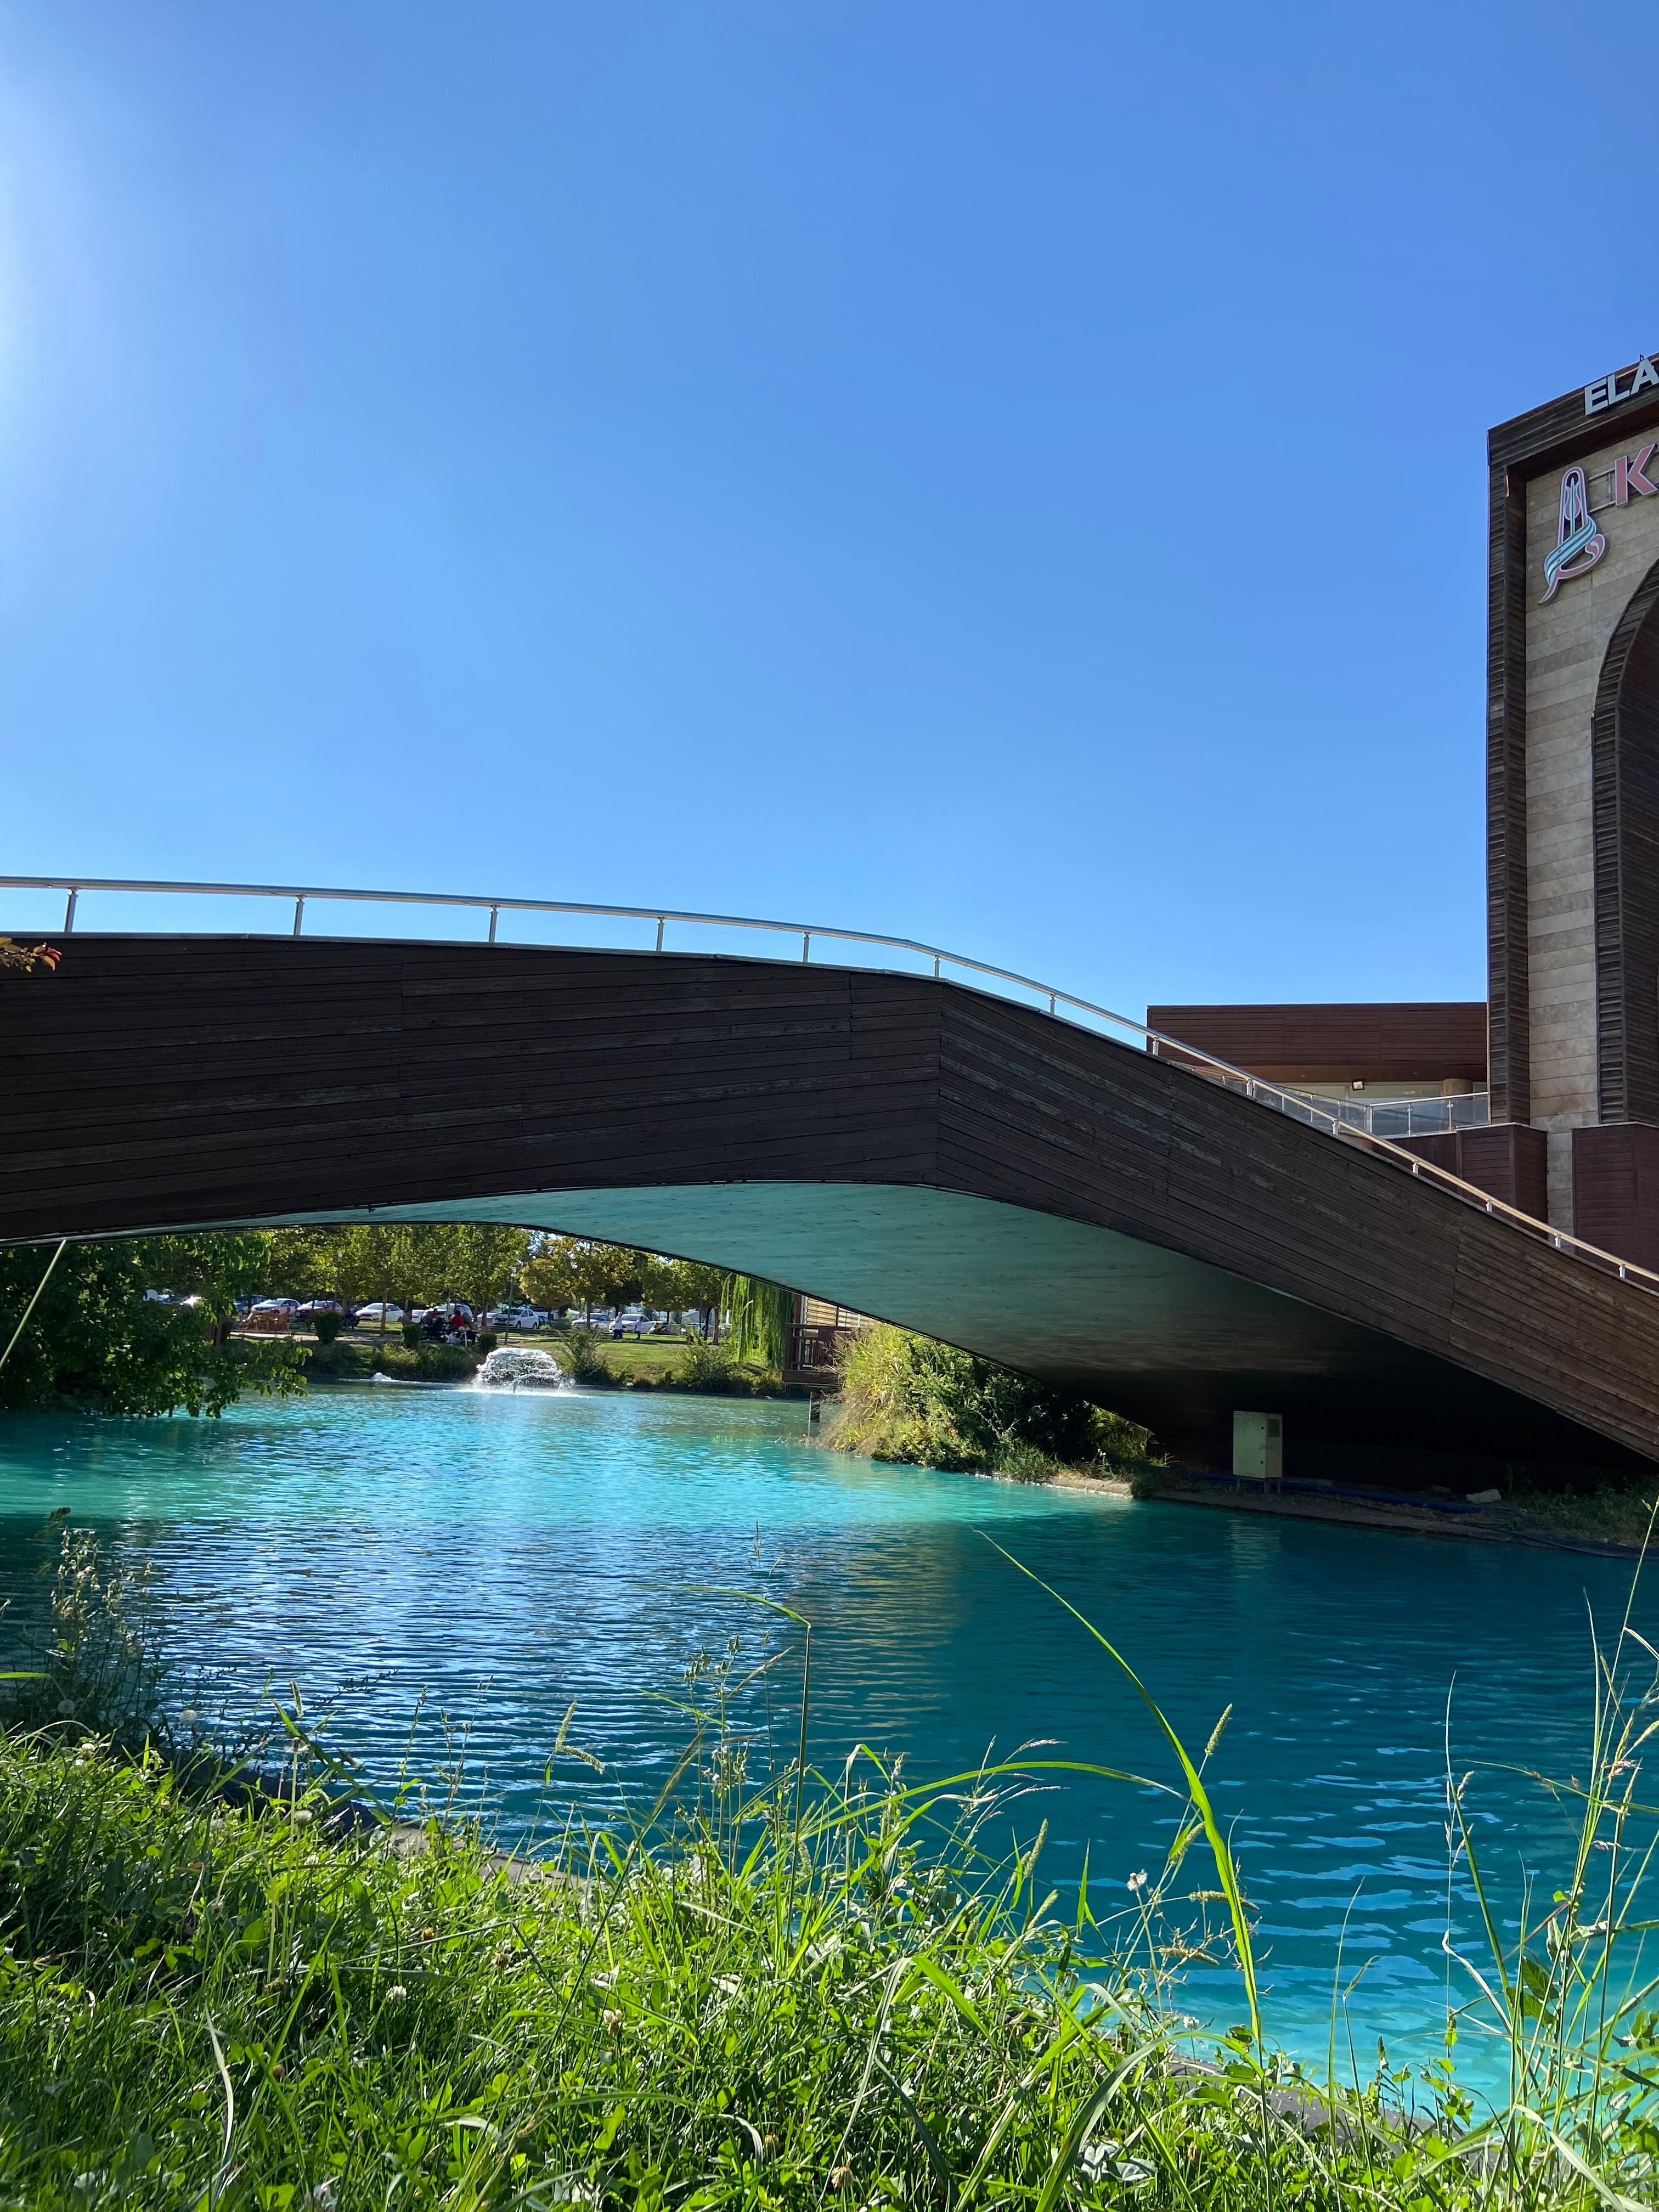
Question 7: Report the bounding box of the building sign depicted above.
[1585,356,1659,415]
[1542,467,1606,602]
[1541,446,1659,604]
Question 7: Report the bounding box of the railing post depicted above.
[62,889,77,934]
[488,906,499,944]
[933,956,940,978]
[655,917,665,952]
[1048,992,1056,1014]
[292,896,305,937]
[802,933,811,963]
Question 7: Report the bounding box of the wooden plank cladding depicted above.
[1396,1124,1548,1220]
[5,933,1659,1481]
[1145,1002,1487,1085]
[1573,1124,1659,1274]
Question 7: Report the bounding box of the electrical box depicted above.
[1232,1410,1283,1485]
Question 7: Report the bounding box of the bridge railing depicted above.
[5,871,1656,1299]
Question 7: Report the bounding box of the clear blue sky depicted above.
[2,2,1652,1016]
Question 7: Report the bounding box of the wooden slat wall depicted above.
[1487,455,1531,1123]
[1573,1124,1659,1273]
[6,935,1659,1470]
[1396,1124,1548,1220]
[1144,1002,1487,1083]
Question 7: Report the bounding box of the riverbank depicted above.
[1130,1463,1654,1556]
[0,1727,1431,2210]
[977,1459,1658,1558]
[278,1332,805,1396]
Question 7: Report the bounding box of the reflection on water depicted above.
[0,1384,1640,2074]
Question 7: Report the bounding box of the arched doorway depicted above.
[1593,556,1659,1125]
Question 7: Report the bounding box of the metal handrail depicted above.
[6,870,1658,1299]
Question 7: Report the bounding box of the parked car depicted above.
[352,1302,405,1327]
[295,1299,345,1319]
[246,1297,299,1333]
[485,1306,542,1331]
[608,1307,662,1339]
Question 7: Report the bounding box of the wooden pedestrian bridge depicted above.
[3,875,1658,1488]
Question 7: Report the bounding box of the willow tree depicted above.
[723,1276,794,1368]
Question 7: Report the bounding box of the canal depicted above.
[0,1381,1642,2077]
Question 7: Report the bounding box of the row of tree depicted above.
[242,1226,737,1330]
[0,1226,798,1415]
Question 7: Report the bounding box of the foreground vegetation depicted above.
[827,1323,1153,1480]
[5,1522,1658,2208]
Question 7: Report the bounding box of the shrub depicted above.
[476,1330,498,1355]
[828,1324,1152,1477]
[312,1310,342,1344]
[673,1330,739,1391]
[401,1321,422,1349]
[558,1326,618,1386]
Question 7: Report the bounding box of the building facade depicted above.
[1489,356,1659,1259]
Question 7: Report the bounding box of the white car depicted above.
[353,1302,405,1326]
[608,1307,661,1339]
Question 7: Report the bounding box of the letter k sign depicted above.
[1616,447,1659,505]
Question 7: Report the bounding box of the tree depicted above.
[519,1237,583,1318]
[0,1234,304,1417]
[445,1225,533,1318]
[724,1276,794,1367]
[522,1237,642,1322]
[640,1256,728,1334]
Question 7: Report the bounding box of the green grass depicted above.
[549,1332,798,1397]
[579,1337,692,1381]
[5,1521,1659,2207]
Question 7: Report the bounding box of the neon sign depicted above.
[1541,467,1606,603]
[1539,443,1659,605]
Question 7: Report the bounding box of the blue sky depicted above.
[1,2,1652,1017]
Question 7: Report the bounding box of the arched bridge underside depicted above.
[5,934,1659,1486]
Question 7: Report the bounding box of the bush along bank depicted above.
[3,1518,1658,2208]
[826,1322,1154,1480]
[541,1327,804,1397]
[298,1337,483,1385]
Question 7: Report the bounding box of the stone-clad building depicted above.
[1489,357,1659,1260]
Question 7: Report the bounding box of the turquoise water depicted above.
[0,1384,1642,2075]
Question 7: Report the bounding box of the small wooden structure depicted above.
[782,1296,871,1391]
